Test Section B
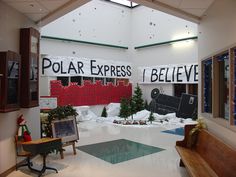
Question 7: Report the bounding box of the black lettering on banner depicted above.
[116,66,121,77]
[52,62,60,73]
[111,65,116,76]
[184,65,193,82]
[77,61,84,74]
[121,66,126,77]
[143,69,146,82]
[177,66,183,82]
[172,67,176,82]
[42,58,52,75]
[194,65,198,81]
[104,65,109,76]
[151,68,158,82]
[159,68,165,82]
[97,65,103,76]
[126,65,131,76]
[68,61,77,74]
[90,60,98,75]
[165,68,171,82]
[61,61,66,74]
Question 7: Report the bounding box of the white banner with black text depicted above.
[41,56,132,78]
[139,63,198,84]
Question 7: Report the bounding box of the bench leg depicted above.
[179,159,185,167]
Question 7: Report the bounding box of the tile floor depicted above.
[8,121,189,177]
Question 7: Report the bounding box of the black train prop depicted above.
[149,88,197,120]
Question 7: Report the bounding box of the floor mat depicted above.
[77,139,165,164]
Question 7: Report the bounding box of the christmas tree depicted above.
[148,111,155,124]
[144,100,149,110]
[130,98,136,120]
[101,107,107,117]
[119,98,130,120]
[132,84,144,113]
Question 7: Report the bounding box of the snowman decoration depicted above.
[17,114,32,142]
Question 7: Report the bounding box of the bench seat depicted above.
[176,124,236,177]
[176,146,217,177]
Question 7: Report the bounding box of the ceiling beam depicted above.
[130,0,201,24]
[36,0,90,27]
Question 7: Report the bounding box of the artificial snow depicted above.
[74,106,97,122]
[106,103,120,117]
[75,104,197,130]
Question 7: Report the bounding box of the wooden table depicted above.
[22,138,62,177]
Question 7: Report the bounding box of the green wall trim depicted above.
[41,35,129,49]
[134,36,198,49]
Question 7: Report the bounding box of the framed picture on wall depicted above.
[51,117,79,143]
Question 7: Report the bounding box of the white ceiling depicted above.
[156,0,215,16]
[2,0,215,26]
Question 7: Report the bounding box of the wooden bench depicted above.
[176,124,236,177]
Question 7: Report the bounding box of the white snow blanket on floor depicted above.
[95,109,197,129]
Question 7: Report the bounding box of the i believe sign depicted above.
[139,63,198,84]
[41,56,132,78]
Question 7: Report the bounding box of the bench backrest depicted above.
[196,129,236,177]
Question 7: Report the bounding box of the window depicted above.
[233,48,236,125]
[174,84,186,97]
[57,77,69,86]
[83,77,94,84]
[71,76,82,85]
[202,59,212,113]
[216,52,229,120]
[95,77,105,85]
[105,78,115,85]
[201,47,236,128]
[106,0,139,8]
[188,84,198,96]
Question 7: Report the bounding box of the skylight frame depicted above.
[105,0,139,8]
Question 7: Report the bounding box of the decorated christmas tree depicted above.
[101,107,107,117]
[132,84,144,113]
[119,98,130,120]
[148,111,155,124]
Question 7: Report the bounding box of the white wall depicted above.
[0,2,40,174]
[40,0,198,112]
[130,6,198,102]
[198,0,236,148]
[42,0,131,47]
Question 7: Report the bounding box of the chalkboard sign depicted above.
[51,117,79,143]
[40,97,57,110]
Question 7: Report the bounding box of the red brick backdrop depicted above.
[50,80,132,106]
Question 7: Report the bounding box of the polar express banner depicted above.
[41,56,132,78]
[139,63,198,84]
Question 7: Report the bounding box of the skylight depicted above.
[107,0,139,8]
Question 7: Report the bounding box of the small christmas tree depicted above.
[130,98,136,120]
[132,84,144,113]
[148,111,155,124]
[119,98,130,120]
[144,100,149,110]
[101,107,107,117]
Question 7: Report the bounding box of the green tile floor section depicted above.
[77,139,165,164]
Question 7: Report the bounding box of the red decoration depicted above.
[50,80,132,106]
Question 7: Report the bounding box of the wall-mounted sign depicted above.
[39,97,57,110]
[41,56,132,78]
[139,63,198,84]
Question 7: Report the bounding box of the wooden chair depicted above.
[15,135,33,170]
